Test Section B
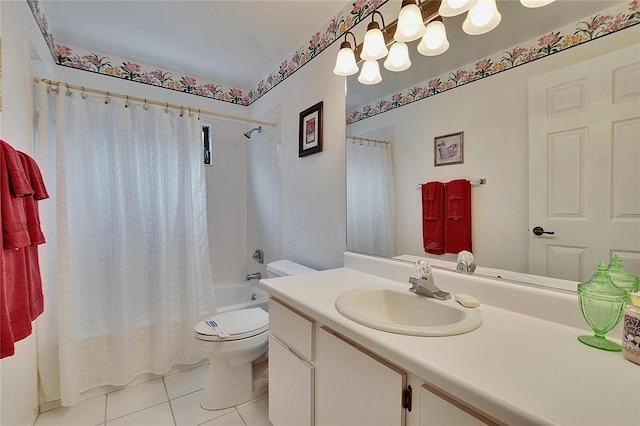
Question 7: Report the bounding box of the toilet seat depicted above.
[195,307,269,342]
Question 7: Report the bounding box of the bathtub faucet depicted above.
[246,272,262,281]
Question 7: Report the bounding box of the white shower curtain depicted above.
[346,140,396,257]
[34,82,215,406]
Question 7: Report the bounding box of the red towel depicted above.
[422,182,445,254]
[19,152,48,320]
[1,142,48,358]
[1,141,33,249]
[444,179,472,254]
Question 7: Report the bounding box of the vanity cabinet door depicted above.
[315,326,406,426]
[419,383,500,426]
[268,335,314,426]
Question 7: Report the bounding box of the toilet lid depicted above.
[195,307,269,342]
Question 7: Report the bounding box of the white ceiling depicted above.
[41,0,346,89]
[40,0,623,108]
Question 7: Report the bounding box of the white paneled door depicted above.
[529,44,640,283]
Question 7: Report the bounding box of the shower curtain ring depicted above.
[65,83,73,96]
[105,92,111,104]
[143,99,149,110]
[124,95,130,108]
[165,103,170,113]
[81,87,87,99]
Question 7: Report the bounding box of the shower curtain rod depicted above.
[33,77,278,128]
[347,135,390,145]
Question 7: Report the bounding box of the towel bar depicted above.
[417,178,486,189]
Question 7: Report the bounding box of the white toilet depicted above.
[194,259,316,410]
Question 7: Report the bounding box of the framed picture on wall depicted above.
[434,132,463,166]
[299,101,323,157]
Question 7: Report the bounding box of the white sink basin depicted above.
[335,286,482,336]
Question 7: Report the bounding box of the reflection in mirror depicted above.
[345,1,640,290]
[346,130,395,257]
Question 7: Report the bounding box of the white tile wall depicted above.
[247,107,283,276]
[205,120,248,283]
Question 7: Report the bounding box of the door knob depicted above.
[532,226,555,236]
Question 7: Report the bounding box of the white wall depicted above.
[248,51,347,271]
[347,27,640,274]
[0,1,56,425]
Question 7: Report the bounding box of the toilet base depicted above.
[200,347,269,410]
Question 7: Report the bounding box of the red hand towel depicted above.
[18,152,48,320]
[0,145,48,358]
[1,141,33,249]
[1,143,33,358]
[422,182,445,254]
[444,179,472,254]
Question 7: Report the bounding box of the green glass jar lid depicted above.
[607,253,640,294]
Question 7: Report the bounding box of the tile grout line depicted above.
[103,393,108,425]
[235,407,249,426]
[162,377,178,426]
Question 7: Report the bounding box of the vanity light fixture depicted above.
[336,0,555,84]
[361,11,388,61]
[333,31,359,76]
[394,0,427,42]
[417,17,449,56]
[384,41,412,72]
[520,0,555,8]
[358,60,383,85]
[462,0,502,35]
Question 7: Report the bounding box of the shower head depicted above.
[244,126,262,139]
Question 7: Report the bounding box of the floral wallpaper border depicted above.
[25,0,640,112]
[347,0,640,124]
[26,0,388,107]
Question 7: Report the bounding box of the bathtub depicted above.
[214,284,269,313]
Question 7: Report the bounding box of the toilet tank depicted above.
[266,260,316,278]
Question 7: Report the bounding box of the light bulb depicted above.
[361,22,388,61]
[520,0,555,7]
[449,0,469,8]
[333,42,359,76]
[418,20,449,56]
[463,0,501,35]
[384,42,411,72]
[439,0,476,17]
[358,60,382,85]
[394,2,426,42]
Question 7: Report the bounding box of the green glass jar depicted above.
[578,261,628,351]
[607,253,640,295]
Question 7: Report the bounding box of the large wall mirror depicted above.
[345,0,640,290]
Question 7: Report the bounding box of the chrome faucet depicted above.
[246,272,262,281]
[409,260,451,301]
[456,250,476,274]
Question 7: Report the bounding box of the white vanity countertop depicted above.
[259,267,640,426]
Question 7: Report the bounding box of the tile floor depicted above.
[34,364,272,426]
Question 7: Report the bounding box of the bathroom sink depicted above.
[335,286,482,336]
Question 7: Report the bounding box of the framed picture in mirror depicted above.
[299,101,323,157]
[434,132,463,166]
